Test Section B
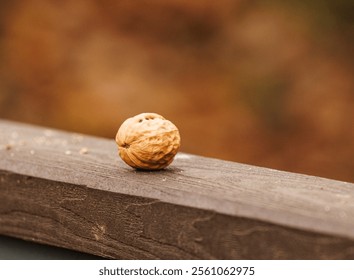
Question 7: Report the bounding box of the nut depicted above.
[116,113,181,170]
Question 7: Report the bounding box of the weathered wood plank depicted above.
[0,119,354,259]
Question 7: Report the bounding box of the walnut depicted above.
[116,113,181,170]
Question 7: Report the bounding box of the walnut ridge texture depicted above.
[116,113,181,170]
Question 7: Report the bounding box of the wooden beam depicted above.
[1,119,354,259]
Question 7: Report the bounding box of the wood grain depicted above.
[1,119,354,259]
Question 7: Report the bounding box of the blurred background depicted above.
[0,0,353,182]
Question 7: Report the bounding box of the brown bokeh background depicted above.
[0,0,353,182]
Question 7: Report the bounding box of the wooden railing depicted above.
[1,119,354,259]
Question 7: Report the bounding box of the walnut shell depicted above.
[116,113,181,170]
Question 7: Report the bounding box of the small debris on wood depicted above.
[65,150,72,155]
[79,147,89,155]
[5,144,13,150]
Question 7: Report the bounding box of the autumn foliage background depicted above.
[0,0,353,182]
